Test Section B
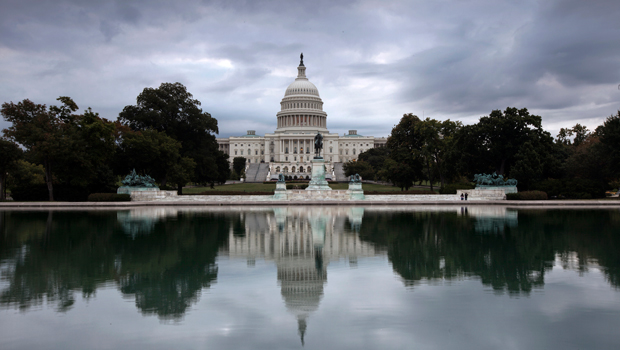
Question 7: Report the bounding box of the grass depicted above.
[183,182,437,194]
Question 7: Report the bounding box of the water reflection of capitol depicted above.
[222,207,378,345]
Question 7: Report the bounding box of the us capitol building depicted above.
[217,54,387,181]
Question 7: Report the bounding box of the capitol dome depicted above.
[276,53,328,131]
[284,80,320,97]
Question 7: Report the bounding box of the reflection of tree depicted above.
[358,209,620,294]
[0,210,231,319]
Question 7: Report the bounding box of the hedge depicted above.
[286,184,309,190]
[439,183,476,194]
[87,193,131,202]
[506,191,548,200]
[11,184,90,201]
[187,191,273,195]
[532,179,606,199]
[364,190,438,195]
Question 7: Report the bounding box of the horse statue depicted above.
[314,132,323,159]
[349,174,362,183]
[277,173,286,183]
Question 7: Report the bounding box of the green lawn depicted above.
[183,182,434,193]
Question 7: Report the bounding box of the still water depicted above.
[1,206,619,350]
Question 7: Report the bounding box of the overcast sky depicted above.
[1,0,619,138]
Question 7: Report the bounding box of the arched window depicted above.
[283,166,288,173]
[353,149,356,155]
[292,166,296,173]
[299,166,304,173]
[329,147,333,153]
[276,166,280,172]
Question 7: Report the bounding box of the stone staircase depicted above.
[244,163,270,183]
[244,163,259,182]
[254,163,270,182]
[333,162,347,182]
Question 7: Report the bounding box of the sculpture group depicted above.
[474,172,517,187]
[121,169,157,188]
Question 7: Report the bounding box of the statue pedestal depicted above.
[306,159,332,191]
[273,182,288,200]
[117,186,159,195]
[347,182,365,200]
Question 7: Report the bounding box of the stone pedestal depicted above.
[347,182,365,200]
[273,182,288,200]
[117,186,159,195]
[476,185,518,194]
[306,159,332,191]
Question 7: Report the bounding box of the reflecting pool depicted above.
[1,206,620,349]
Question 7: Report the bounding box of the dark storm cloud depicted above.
[1,0,619,136]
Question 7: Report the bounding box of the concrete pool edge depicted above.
[1,199,620,208]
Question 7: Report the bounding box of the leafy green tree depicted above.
[596,111,620,183]
[115,129,183,185]
[215,152,230,184]
[416,118,462,190]
[385,114,425,186]
[357,147,389,173]
[343,160,374,180]
[510,141,543,190]
[453,107,555,178]
[0,138,22,200]
[118,82,225,185]
[232,157,246,177]
[1,97,78,201]
[168,157,197,194]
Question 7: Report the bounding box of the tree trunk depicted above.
[177,183,183,195]
[498,158,507,175]
[0,173,5,200]
[44,159,54,201]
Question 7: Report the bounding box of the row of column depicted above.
[278,138,314,160]
[278,115,325,128]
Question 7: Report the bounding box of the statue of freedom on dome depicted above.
[314,132,323,159]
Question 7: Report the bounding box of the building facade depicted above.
[217,55,387,180]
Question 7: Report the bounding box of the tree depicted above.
[115,128,183,186]
[416,118,462,190]
[385,114,425,187]
[357,147,390,173]
[118,82,225,185]
[510,141,543,191]
[232,157,246,177]
[453,107,555,178]
[343,160,374,180]
[0,138,22,200]
[168,157,197,194]
[596,111,620,182]
[2,97,79,201]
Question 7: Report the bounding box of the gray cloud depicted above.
[1,0,619,137]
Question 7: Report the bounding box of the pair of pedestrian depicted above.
[460,193,469,200]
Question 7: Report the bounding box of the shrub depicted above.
[10,183,49,201]
[188,191,273,195]
[88,193,131,202]
[286,184,309,190]
[439,183,475,194]
[506,191,548,200]
[533,179,606,199]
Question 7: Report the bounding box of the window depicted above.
[235,150,238,155]
[261,150,264,155]
[248,159,251,163]
[329,147,333,153]
[339,150,342,155]
[240,150,243,155]
[235,144,237,147]
[353,149,356,155]
[255,150,258,155]
[346,150,349,155]
[248,149,251,155]
[286,156,288,161]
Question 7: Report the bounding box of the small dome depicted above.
[285,80,320,97]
